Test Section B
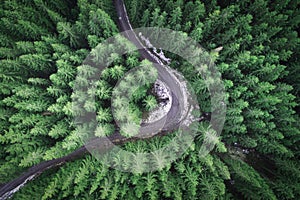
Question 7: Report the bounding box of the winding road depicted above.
[0,0,199,199]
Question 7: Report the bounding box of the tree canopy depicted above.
[0,0,299,199]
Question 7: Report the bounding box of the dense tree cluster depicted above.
[0,0,299,199]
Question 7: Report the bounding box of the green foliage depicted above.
[143,95,158,111]
[0,0,299,199]
[223,156,277,200]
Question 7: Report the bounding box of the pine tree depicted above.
[1,0,299,199]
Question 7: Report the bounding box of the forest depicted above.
[0,0,299,199]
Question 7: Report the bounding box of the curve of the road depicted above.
[0,0,199,199]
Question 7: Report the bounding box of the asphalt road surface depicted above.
[0,0,191,198]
